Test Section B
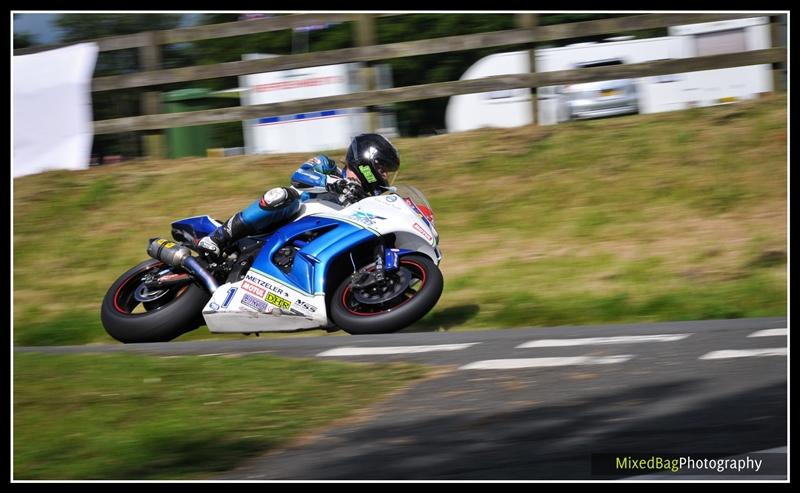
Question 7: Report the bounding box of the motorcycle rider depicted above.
[197,133,401,257]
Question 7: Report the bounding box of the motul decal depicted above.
[413,222,433,242]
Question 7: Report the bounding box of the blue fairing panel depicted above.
[250,216,377,295]
[171,216,220,244]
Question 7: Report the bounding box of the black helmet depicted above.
[344,133,400,194]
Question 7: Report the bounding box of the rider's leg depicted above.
[198,187,300,256]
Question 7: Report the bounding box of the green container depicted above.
[164,88,215,159]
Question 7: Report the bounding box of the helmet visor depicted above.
[374,162,399,188]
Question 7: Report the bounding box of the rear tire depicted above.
[101,259,210,343]
[330,254,443,335]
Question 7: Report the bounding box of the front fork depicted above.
[350,243,401,288]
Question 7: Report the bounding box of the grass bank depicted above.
[14,352,427,479]
[13,95,787,344]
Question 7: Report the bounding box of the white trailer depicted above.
[444,51,535,133]
[661,16,772,111]
[445,16,772,131]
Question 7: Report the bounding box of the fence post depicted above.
[516,14,539,126]
[770,14,787,93]
[139,31,165,159]
[353,14,379,133]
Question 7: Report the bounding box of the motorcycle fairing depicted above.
[202,216,378,333]
[249,215,377,296]
[315,195,441,265]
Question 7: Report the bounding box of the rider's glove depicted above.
[339,181,367,205]
[327,177,366,204]
[326,176,349,195]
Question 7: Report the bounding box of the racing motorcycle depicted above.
[100,184,443,343]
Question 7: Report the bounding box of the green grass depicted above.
[424,252,785,329]
[14,352,428,479]
[13,95,787,344]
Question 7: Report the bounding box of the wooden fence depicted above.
[14,13,788,153]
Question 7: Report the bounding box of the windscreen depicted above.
[391,184,435,224]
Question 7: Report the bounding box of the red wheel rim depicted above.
[112,262,188,315]
[341,259,427,316]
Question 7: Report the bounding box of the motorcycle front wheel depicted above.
[101,259,210,343]
[329,254,443,335]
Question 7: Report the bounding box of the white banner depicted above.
[13,43,99,178]
[240,55,366,155]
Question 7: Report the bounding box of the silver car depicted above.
[559,58,639,120]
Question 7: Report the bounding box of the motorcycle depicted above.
[101,184,443,343]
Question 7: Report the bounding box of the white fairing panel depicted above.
[203,270,329,333]
[316,194,440,263]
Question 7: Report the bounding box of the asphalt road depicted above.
[16,317,788,480]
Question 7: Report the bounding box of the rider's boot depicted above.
[197,187,301,257]
[197,212,253,258]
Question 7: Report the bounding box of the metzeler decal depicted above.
[244,273,292,298]
[244,273,269,287]
[263,282,289,298]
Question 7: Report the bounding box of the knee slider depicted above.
[259,187,299,210]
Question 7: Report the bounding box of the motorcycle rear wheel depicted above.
[101,259,210,343]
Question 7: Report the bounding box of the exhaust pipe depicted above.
[147,238,220,293]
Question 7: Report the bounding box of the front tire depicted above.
[101,259,210,343]
[330,254,443,335]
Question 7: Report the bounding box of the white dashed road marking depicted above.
[516,334,692,348]
[699,348,787,360]
[316,343,481,357]
[459,355,633,370]
[747,328,788,338]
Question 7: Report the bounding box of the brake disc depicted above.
[352,267,412,305]
[134,283,170,303]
